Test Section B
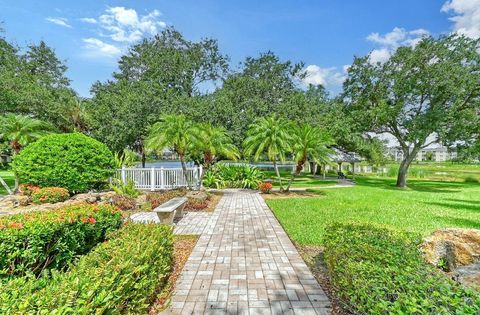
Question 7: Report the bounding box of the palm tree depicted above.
[243,115,294,191]
[191,123,240,173]
[0,114,52,154]
[285,124,333,191]
[145,114,195,188]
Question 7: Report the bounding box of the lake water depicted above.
[140,161,295,171]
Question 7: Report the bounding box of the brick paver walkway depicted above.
[164,189,331,315]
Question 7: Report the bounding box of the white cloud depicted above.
[82,7,167,43]
[82,38,122,58]
[80,17,97,24]
[301,65,346,88]
[366,27,430,64]
[45,17,72,28]
[441,0,480,39]
[369,48,391,64]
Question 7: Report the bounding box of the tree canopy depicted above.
[343,34,480,186]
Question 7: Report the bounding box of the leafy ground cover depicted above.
[266,176,480,245]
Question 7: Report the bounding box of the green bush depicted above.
[324,222,480,314]
[0,204,123,278]
[203,164,263,189]
[12,133,115,193]
[464,176,480,183]
[0,224,173,314]
[31,187,70,204]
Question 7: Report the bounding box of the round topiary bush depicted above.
[12,133,115,192]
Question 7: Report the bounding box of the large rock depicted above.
[186,190,209,202]
[422,228,480,271]
[0,195,30,209]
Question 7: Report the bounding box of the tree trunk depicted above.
[322,164,326,179]
[396,149,418,188]
[141,152,146,168]
[273,160,283,191]
[286,159,306,192]
[179,154,192,190]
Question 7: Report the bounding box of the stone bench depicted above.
[153,197,188,224]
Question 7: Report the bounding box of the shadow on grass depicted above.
[426,201,480,213]
[355,177,464,193]
[433,215,480,230]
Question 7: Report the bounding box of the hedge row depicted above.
[324,222,480,314]
[0,223,174,314]
[0,204,123,278]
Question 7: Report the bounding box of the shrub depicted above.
[111,194,137,211]
[12,133,115,193]
[324,222,480,314]
[110,178,140,197]
[18,184,40,196]
[203,164,263,189]
[146,190,186,209]
[0,204,123,278]
[258,181,273,193]
[0,224,174,314]
[31,187,70,204]
[464,176,479,183]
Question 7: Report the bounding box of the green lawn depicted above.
[266,176,480,245]
[0,170,14,196]
[263,170,337,188]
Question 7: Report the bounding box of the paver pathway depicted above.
[164,189,331,315]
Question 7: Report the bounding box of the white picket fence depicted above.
[114,166,203,190]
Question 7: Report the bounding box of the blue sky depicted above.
[1,0,478,97]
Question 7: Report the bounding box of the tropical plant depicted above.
[243,115,294,191]
[31,187,70,204]
[258,182,273,194]
[191,123,240,172]
[110,178,140,198]
[286,124,333,191]
[113,148,139,168]
[146,114,195,188]
[203,164,263,189]
[0,114,52,154]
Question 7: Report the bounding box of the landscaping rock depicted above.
[186,190,209,202]
[135,194,148,208]
[422,228,480,270]
[0,195,30,208]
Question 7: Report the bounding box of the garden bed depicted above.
[150,234,199,313]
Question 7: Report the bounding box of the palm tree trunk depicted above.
[286,159,305,192]
[273,159,283,191]
[179,154,192,190]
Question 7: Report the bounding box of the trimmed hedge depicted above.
[12,133,115,192]
[31,187,70,204]
[324,222,480,314]
[0,204,123,278]
[0,224,173,314]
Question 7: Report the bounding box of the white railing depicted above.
[114,166,203,190]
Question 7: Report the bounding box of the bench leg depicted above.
[174,204,186,219]
[156,211,175,224]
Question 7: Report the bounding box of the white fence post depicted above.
[199,165,203,190]
[160,167,165,190]
[121,166,126,184]
[150,167,155,191]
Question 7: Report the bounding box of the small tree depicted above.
[145,114,195,188]
[0,114,52,154]
[343,35,480,187]
[191,123,240,181]
[286,124,333,191]
[243,115,294,191]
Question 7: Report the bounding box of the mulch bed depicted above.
[297,245,348,315]
[261,190,325,200]
[149,234,199,313]
[184,191,223,212]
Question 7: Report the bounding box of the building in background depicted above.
[387,145,457,162]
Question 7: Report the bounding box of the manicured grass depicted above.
[263,171,337,188]
[0,170,14,195]
[266,176,480,245]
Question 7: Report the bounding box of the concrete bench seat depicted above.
[153,197,188,224]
